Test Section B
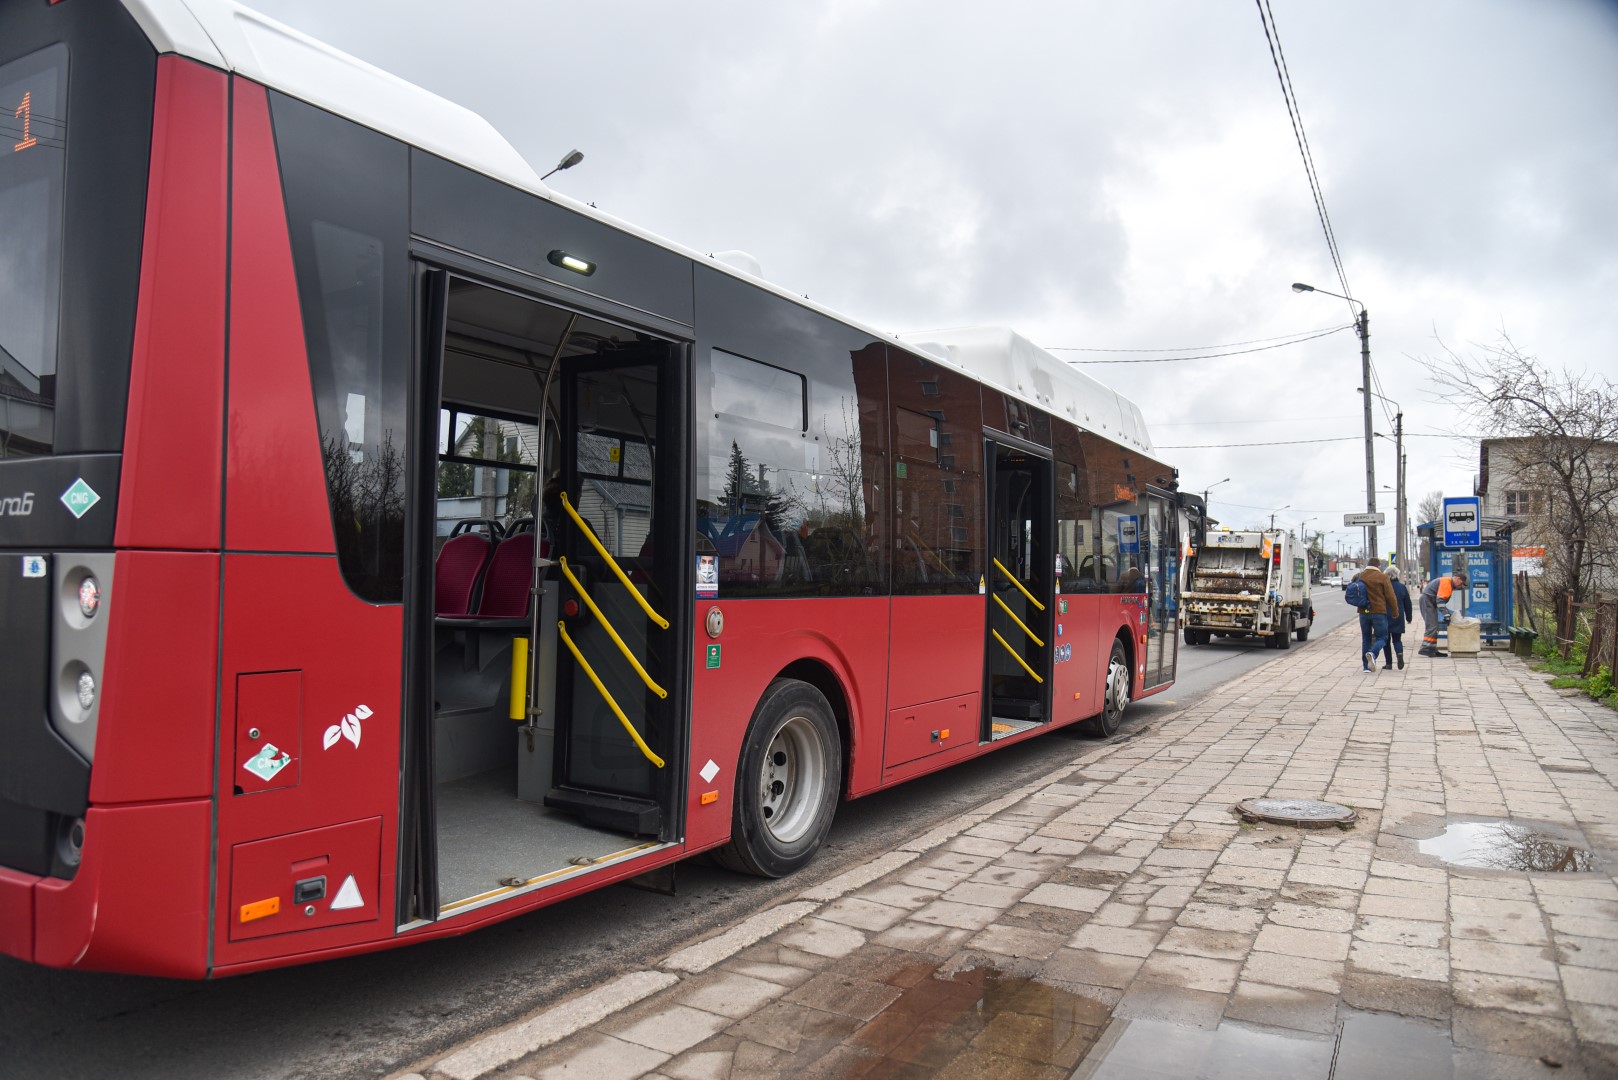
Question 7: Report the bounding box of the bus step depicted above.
[544,787,662,836]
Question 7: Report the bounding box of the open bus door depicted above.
[545,345,689,836]
[402,269,689,924]
[983,438,1054,741]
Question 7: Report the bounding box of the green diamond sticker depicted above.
[61,478,101,519]
[705,644,721,669]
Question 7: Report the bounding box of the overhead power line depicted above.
[1256,0,1352,301]
[1157,436,1360,448]
[1061,324,1353,365]
[1156,413,1359,427]
[1045,326,1346,354]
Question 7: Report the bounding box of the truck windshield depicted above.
[0,44,67,459]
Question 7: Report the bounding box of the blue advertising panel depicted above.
[1463,549,1495,625]
[1443,496,1481,547]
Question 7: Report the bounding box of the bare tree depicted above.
[1417,489,1444,528]
[1421,335,1618,603]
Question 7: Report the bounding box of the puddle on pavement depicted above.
[851,960,1460,1078]
[853,962,1115,1075]
[1074,1009,1452,1079]
[1418,820,1598,872]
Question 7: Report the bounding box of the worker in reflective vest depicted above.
[1419,574,1461,657]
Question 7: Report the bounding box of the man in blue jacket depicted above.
[1381,566,1414,670]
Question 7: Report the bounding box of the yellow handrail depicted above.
[992,557,1046,612]
[557,621,666,768]
[559,492,670,630]
[992,593,1045,647]
[991,629,1045,683]
[558,558,669,699]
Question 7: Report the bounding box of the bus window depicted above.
[889,352,983,594]
[274,91,409,603]
[0,45,67,458]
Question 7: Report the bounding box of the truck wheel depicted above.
[1084,640,1131,737]
[1183,628,1199,647]
[713,679,841,878]
[1277,615,1293,650]
[1295,622,1310,642]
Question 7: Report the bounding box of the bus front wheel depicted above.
[714,678,841,878]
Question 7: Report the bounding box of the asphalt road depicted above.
[0,591,1362,1080]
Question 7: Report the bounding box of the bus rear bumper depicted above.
[2,800,211,978]
[0,866,36,964]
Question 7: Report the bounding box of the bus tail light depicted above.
[50,554,116,763]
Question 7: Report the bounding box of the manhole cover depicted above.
[1236,798,1357,828]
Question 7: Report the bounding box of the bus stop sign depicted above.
[1443,497,1481,547]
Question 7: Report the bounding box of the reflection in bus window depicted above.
[890,352,983,595]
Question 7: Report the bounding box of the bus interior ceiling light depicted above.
[548,249,596,276]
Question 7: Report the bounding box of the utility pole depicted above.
[1357,308,1378,559]
[1394,412,1406,574]
[1293,283,1377,558]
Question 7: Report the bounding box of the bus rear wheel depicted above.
[714,678,841,878]
[1084,640,1130,737]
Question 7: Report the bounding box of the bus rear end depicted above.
[0,0,216,975]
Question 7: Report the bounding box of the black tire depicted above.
[1295,623,1310,642]
[1277,615,1293,650]
[1183,628,1199,647]
[713,678,841,878]
[1084,640,1130,737]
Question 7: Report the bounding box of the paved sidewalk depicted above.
[402,621,1618,1079]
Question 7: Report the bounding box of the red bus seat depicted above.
[475,532,535,618]
[435,533,494,617]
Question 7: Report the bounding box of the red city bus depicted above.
[0,0,1191,977]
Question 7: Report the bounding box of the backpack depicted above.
[1344,577,1369,608]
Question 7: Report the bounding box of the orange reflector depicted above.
[939,728,950,740]
[1073,692,1082,699]
[700,790,718,805]
[1140,634,1147,644]
[239,896,280,923]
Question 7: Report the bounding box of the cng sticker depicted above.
[60,478,101,519]
[705,644,722,669]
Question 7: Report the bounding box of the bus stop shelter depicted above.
[1417,518,1516,646]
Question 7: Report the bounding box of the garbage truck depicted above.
[1181,529,1314,649]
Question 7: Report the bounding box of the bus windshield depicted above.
[0,44,67,458]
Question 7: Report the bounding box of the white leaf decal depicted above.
[354,704,373,720]
[341,714,361,748]
[323,724,342,750]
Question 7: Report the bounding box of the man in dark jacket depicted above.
[1382,565,1414,670]
[1353,558,1400,673]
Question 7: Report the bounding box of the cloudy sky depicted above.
[253,0,1618,560]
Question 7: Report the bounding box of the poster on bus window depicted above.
[696,554,718,598]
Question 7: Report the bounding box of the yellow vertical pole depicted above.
[509,637,529,720]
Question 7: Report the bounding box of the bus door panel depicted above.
[1142,492,1178,690]
[983,440,1053,739]
[550,346,688,838]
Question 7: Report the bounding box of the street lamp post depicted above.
[1269,504,1291,532]
[1202,477,1231,521]
[1293,282,1377,557]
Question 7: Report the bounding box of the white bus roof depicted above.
[898,327,1154,454]
[120,0,1155,457]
